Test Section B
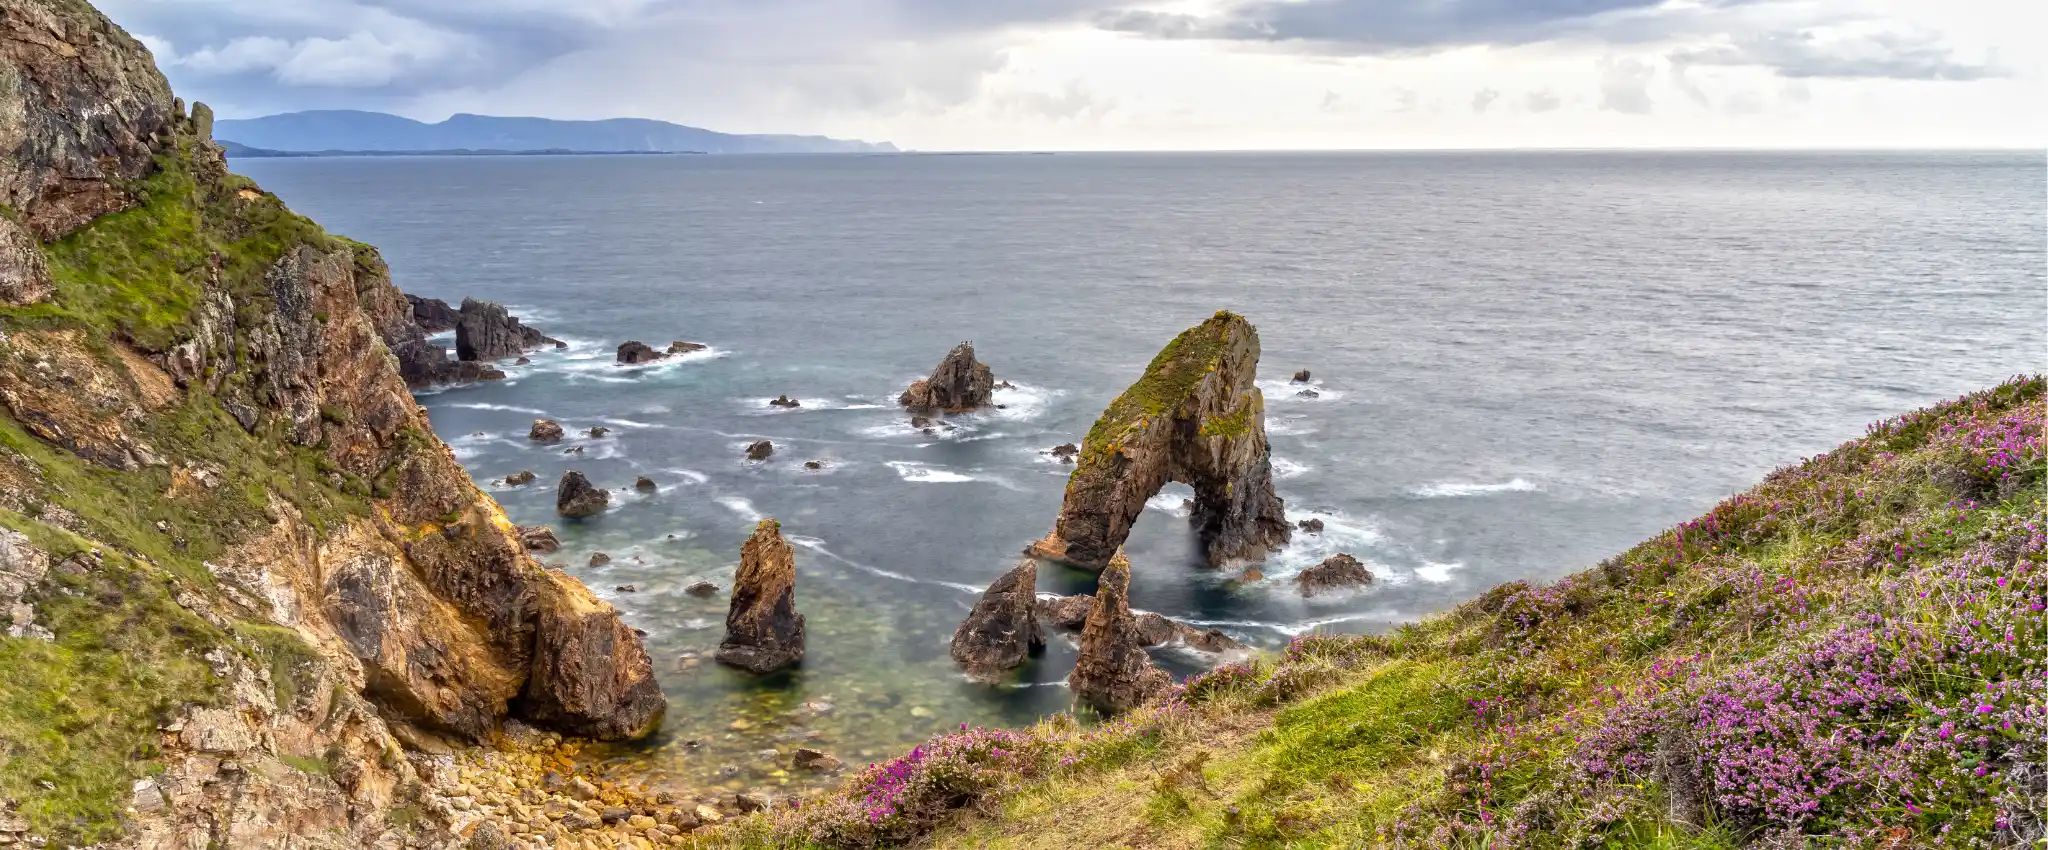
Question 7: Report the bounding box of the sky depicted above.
[100,0,2046,151]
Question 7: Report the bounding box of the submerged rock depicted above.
[1297,518,1324,534]
[617,340,666,364]
[716,519,805,673]
[587,426,610,438]
[745,440,774,461]
[1028,312,1290,572]
[504,470,537,486]
[769,395,801,409]
[589,552,611,567]
[803,460,824,470]
[529,419,564,442]
[1068,550,1170,713]
[1292,369,1311,383]
[1295,553,1373,597]
[685,581,719,598]
[950,558,1044,675]
[634,476,658,491]
[668,341,707,354]
[556,471,610,518]
[900,342,996,413]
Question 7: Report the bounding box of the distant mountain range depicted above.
[214,111,898,156]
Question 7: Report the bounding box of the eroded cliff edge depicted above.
[0,1,663,844]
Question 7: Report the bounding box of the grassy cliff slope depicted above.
[717,377,2044,849]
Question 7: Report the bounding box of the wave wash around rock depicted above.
[1029,311,1291,572]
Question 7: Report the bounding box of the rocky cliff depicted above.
[1029,312,1290,572]
[0,1,664,844]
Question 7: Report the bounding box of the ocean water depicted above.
[234,151,2046,792]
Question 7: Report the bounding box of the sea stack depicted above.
[949,558,1044,676]
[617,340,666,364]
[900,342,996,413]
[1028,311,1290,572]
[716,519,806,673]
[556,470,610,518]
[455,298,560,361]
[1067,550,1170,713]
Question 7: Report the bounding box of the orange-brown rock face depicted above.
[518,571,667,739]
[1029,312,1291,572]
[1067,550,1170,713]
[717,519,806,673]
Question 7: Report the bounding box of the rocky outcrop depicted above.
[1067,550,1170,713]
[0,0,177,241]
[406,293,460,332]
[518,525,560,552]
[616,340,664,364]
[0,214,50,304]
[529,419,564,442]
[455,298,559,361]
[900,342,996,412]
[556,470,609,518]
[769,394,801,408]
[716,519,805,673]
[1291,369,1311,383]
[1028,312,1290,572]
[949,558,1042,675]
[1295,553,1372,597]
[1034,590,1244,654]
[516,572,666,739]
[668,341,707,354]
[745,440,774,461]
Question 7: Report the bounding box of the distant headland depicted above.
[214,110,898,157]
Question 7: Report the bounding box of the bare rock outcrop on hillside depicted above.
[1028,312,1290,572]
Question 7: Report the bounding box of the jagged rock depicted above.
[519,526,561,553]
[1037,594,1094,630]
[634,476,657,491]
[589,552,611,567]
[668,341,707,354]
[716,519,805,673]
[745,440,774,461]
[529,419,564,442]
[520,571,666,739]
[456,298,557,361]
[1035,589,1245,653]
[1133,612,1176,647]
[556,471,609,518]
[562,446,583,455]
[900,342,996,412]
[588,426,610,438]
[769,395,801,408]
[505,470,536,486]
[617,340,666,364]
[1295,553,1372,597]
[1047,443,1079,463]
[1028,312,1290,572]
[950,558,1043,675]
[1068,550,1170,713]
[406,294,460,332]
[1291,369,1311,383]
[0,215,50,305]
[793,748,842,772]
[0,0,176,241]
[685,581,719,598]
[1298,518,1324,534]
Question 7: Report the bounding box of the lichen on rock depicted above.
[1029,311,1291,572]
[716,518,806,673]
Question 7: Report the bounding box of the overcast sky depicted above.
[100,0,2044,150]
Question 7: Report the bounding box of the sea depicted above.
[234,150,2047,793]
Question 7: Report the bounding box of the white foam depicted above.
[1259,378,1344,402]
[663,469,711,485]
[1145,493,1191,516]
[1260,508,1386,582]
[1412,478,1538,498]
[1265,416,1317,436]
[595,417,662,429]
[745,397,885,414]
[1413,561,1462,583]
[1271,457,1309,479]
[715,496,763,522]
[885,461,975,483]
[785,534,926,586]
[985,382,1058,422]
[446,402,553,417]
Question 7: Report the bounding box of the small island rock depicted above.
[557,470,610,518]
[617,341,667,364]
[529,419,565,442]
[635,476,658,491]
[668,341,707,354]
[1295,553,1373,597]
[505,470,537,486]
[745,440,774,461]
[900,342,997,413]
[1292,369,1312,383]
[769,395,801,409]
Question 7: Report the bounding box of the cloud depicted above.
[1472,88,1501,112]
[1669,29,2000,80]
[1599,56,1655,113]
[1525,90,1563,112]
[1097,0,1674,54]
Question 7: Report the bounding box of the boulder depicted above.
[1295,553,1373,597]
[589,552,611,567]
[456,298,558,361]
[1297,518,1324,534]
[803,460,824,470]
[1067,550,1170,713]
[668,341,708,354]
[518,571,667,740]
[1047,443,1079,463]
[1037,593,1094,631]
[949,558,1044,675]
[634,476,658,491]
[716,519,805,673]
[793,748,842,772]
[899,342,996,412]
[1291,369,1312,383]
[406,294,460,332]
[529,419,564,442]
[685,581,720,598]
[519,526,561,553]
[1028,312,1290,572]
[617,341,666,364]
[769,395,801,408]
[504,470,536,486]
[1133,612,1177,647]
[745,440,774,461]
[556,471,610,518]
[514,356,530,365]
